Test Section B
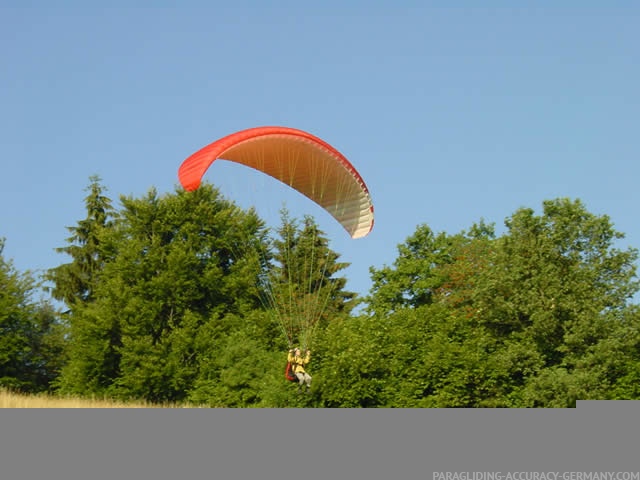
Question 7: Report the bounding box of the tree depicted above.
[46,175,115,307]
[0,239,66,392]
[56,184,273,402]
[440,199,639,406]
[366,224,472,316]
[475,199,637,356]
[46,176,117,395]
[359,199,640,407]
[267,211,357,350]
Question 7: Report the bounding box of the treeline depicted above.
[1,176,639,407]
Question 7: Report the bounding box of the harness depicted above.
[285,360,297,382]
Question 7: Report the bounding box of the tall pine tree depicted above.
[46,176,118,394]
[267,211,356,350]
[46,175,115,306]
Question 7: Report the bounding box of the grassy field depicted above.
[0,389,186,408]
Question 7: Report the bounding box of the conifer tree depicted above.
[268,211,356,349]
[46,175,115,306]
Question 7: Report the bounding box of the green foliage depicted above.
[0,239,66,392]
[310,199,640,408]
[366,225,453,314]
[187,311,287,407]
[312,314,389,407]
[46,175,115,306]
[267,210,356,350]
[10,179,640,407]
[355,198,639,407]
[55,183,273,400]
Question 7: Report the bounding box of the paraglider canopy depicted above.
[178,126,374,239]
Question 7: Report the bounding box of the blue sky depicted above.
[1,3,639,302]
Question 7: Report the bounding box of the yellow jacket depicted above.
[287,351,311,374]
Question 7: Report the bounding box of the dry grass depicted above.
[0,389,186,408]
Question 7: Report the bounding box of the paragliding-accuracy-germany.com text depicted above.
[433,473,640,480]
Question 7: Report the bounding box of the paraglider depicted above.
[178,126,374,239]
[177,126,374,354]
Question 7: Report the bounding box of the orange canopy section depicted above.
[178,126,374,239]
